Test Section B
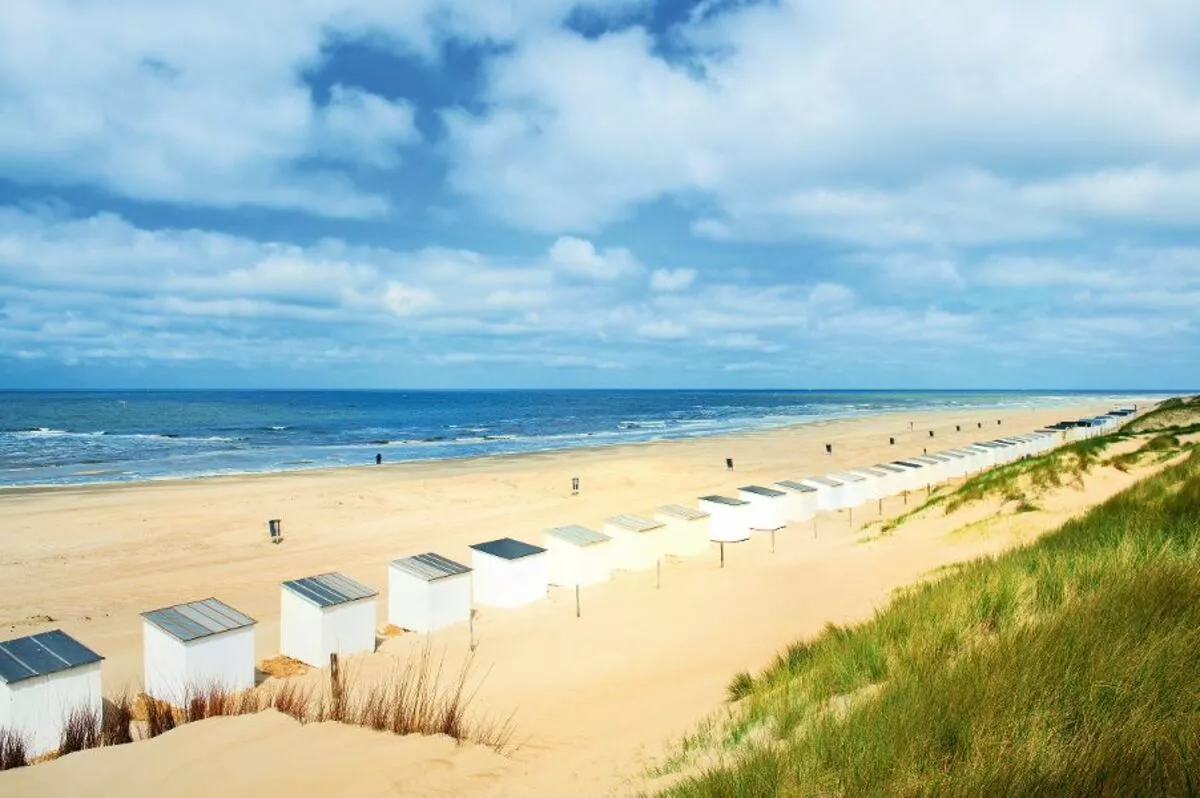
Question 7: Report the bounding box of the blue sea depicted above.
[0,390,1154,488]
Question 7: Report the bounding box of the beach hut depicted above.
[738,485,788,531]
[280,572,377,668]
[604,514,668,570]
[142,597,256,707]
[828,471,868,507]
[469,538,548,609]
[848,467,888,503]
[0,629,103,757]
[872,463,908,497]
[938,450,970,479]
[890,461,925,493]
[388,553,473,634]
[544,525,613,586]
[774,480,818,522]
[799,475,845,511]
[655,505,711,558]
[698,495,751,542]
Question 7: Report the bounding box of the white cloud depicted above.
[650,268,697,292]
[706,332,786,353]
[547,236,641,280]
[636,319,689,340]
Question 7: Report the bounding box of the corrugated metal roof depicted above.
[939,450,966,459]
[829,471,865,482]
[699,494,748,506]
[282,572,377,608]
[874,463,907,473]
[803,476,844,487]
[470,537,547,560]
[851,467,889,478]
[892,460,923,469]
[546,524,611,547]
[0,629,103,684]
[605,514,664,533]
[739,485,786,498]
[657,504,710,520]
[142,598,256,643]
[924,453,952,462]
[910,456,940,465]
[775,480,817,493]
[390,552,472,582]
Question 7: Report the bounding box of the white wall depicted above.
[0,664,102,757]
[389,570,472,633]
[545,537,612,587]
[472,551,548,609]
[737,491,786,531]
[655,513,711,557]
[605,526,664,571]
[281,590,376,667]
[143,620,255,706]
[698,500,750,542]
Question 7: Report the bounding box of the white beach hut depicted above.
[280,572,377,668]
[828,471,868,508]
[938,450,969,480]
[799,476,845,511]
[849,467,889,503]
[890,461,925,493]
[388,553,473,634]
[142,598,256,707]
[0,629,103,757]
[469,538,548,609]
[774,480,818,523]
[872,463,908,497]
[654,505,711,558]
[698,495,752,542]
[737,485,788,532]
[910,456,946,486]
[544,525,613,587]
[604,514,669,571]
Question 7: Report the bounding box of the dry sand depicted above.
[0,401,1155,796]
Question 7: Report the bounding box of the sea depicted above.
[0,390,1156,488]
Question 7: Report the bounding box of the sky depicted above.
[0,0,1198,390]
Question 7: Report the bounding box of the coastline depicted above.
[0,396,1158,495]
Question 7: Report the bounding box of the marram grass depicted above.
[653,449,1200,797]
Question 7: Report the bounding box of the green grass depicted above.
[651,449,1200,797]
[1126,395,1200,434]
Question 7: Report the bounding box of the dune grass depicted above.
[1125,395,1200,434]
[651,448,1200,797]
[0,728,29,771]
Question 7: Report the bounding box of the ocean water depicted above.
[0,390,1148,488]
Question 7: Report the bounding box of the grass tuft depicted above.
[726,672,755,703]
[0,728,29,771]
[58,706,100,755]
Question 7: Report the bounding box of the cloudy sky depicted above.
[1,0,1197,389]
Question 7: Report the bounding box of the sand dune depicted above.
[0,401,1152,796]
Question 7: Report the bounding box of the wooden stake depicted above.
[575,584,581,618]
[720,542,725,568]
[469,610,476,651]
[878,498,882,515]
[656,559,661,589]
[330,652,342,720]
[771,528,776,553]
[848,508,853,527]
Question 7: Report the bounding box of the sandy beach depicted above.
[0,399,1153,796]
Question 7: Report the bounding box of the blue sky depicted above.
[1,0,1197,389]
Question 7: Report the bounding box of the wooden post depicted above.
[771,528,776,554]
[469,609,476,651]
[575,585,580,618]
[720,542,725,568]
[813,517,818,539]
[878,498,882,515]
[656,559,661,589]
[330,652,342,720]
[904,490,908,505]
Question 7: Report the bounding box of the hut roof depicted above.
[390,552,472,582]
[0,629,103,685]
[282,572,377,608]
[470,537,547,561]
[142,598,256,643]
[545,525,611,547]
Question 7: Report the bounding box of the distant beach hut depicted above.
[937,450,970,479]
[909,455,945,486]
[872,463,908,497]
[698,495,752,542]
[737,485,788,531]
[799,475,845,511]
[923,454,954,483]
[388,553,473,634]
[604,514,668,570]
[655,505,711,558]
[774,480,818,522]
[544,525,613,587]
[142,597,256,706]
[469,538,548,609]
[828,471,868,507]
[280,572,377,668]
[890,461,925,493]
[848,467,889,502]
[0,629,103,757]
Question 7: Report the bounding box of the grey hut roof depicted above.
[892,461,923,469]
[775,480,817,493]
[739,485,786,498]
[852,467,890,477]
[939,450,966,459]
[0,629,103,685]
[391,552,472,582]
[546,524,611,547]
[829,471,865,482]
[605,514,664,533]
[874,463,907,473]
[803,475,844,487]
[657,504,710,520]
[283,572,377,608]
[924,453,953,463]
[699,494,748,506]
[470,537,547,560]
[142,598,256,643]
[910,456,940,466]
